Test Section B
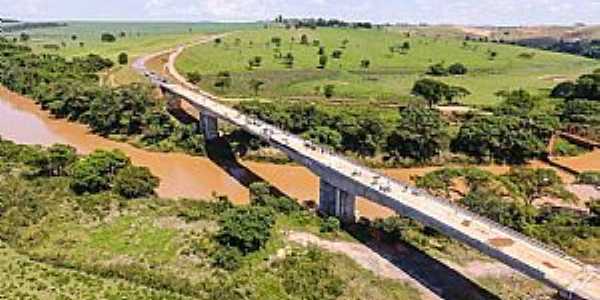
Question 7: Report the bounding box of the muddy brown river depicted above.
[1,85,585,219]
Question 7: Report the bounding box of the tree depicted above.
[113,165,159,198]
[385,108,450,162]
[452,115,558,163]
[448,63,468,75]
[117,52,128,65]
[70,150,130,194]
[331,49,343,59]
[550,81,576,99]
[71,34,78,41]
[302,126,343,150]
[282,52,294,68]
[318,55,328,69]
[19,33,30,42]
[505,168,576,207]
[248,56,262,69]
[214,71,232,91]
[187,71,202,84]
[271,36,282,47]
[119,31,127,38]
[426,63,448,76]
[317,46,325,55]
[214,38,222,45]
[323,84,335,99]
[320,217,341,233]
[445,86,471,104]
[412,79,448,108]
[360,59,371,70]
[101,33,116,43]
[300,34,309,45]
[216,206,275,254]
[401,41,411,52]
[26,144,78,177]
[248,79,265,96]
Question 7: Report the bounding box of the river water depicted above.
[2,85,587,218]
[0,87,398,218]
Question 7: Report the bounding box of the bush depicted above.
[69,150,130,194]
[101,33,116,43]
[216,206,275,254]
[323,84,335,98]
[250,182,300,214]
[426,63,448,76]
[118,52,128,65]
[210,247,242,271]
[552,138,586,157]
[112,165,159,198]
[186,72,202,84]
[577,172,600,185]
[320,217,340,233]
[448,63,468,75]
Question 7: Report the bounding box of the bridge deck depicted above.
[162,83,600,300]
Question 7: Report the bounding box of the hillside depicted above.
[176,27,598,106]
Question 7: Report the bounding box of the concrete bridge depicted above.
[135,52,600,300]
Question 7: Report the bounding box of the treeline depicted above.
[0,22,67,32]
[237,89,558,165]
[0,38,205,155]
[274,16,374,29]
[551,71,600,130]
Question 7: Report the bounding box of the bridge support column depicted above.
[200,111,219,141]
[319,178,356,224]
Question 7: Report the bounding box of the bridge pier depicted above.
[200,111,219,141]
[319,178,356,224]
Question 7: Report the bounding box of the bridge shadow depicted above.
[167,107,197,125]
[344,222,503,300]
[205,135,289,198]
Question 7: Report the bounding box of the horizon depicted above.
[2,0,600,27]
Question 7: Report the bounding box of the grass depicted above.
[176,27,600,106]
[0,241,189,299]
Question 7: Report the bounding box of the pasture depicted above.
[176,27,599,106]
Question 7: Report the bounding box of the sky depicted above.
[2,0,600,26]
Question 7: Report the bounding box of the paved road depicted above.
[136,38,600,300]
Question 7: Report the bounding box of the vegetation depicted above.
[415,167,599,262]
[0,38,206,156]
[577,171,600,186]
[0,138,420,299]
[176,28,598,105]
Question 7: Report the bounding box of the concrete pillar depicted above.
[319,178,356,223]
[200,111,219,141]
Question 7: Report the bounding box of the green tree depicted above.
[70,150,130,194]
[318,55,328,69]
[282,52,294,68]
[216,206,275,254]
[302,126,343,150]
[214,71,232,91]
[117,52,128,65]
[112,165,159,198]
[331,49,343,59]
[360,59,371,70]
[26,144,78,177]
[448,63,468,75]
[385,108,450,162]
[19,33,30,42]
[248,79,265,96]
[412,79,448,108]
[426,63,448,76]
[505,168,576,207]
[101,33,116,43]
[300,34,309,45]
[445,86,471,104]
[323,84,335,98]
[187,71,202,84]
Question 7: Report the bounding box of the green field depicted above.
[176,27,599,106]
[5,22,257,85]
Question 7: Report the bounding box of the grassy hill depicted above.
[176,27,599,106]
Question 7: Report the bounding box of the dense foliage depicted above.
[0,38,205,155]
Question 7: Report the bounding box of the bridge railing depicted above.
[166,84,594,274]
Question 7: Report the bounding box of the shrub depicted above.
[186,71,202,84]
[101,33,116,43]
[112,165,159,199]
[448,63,468,75]
[552,138,586,157]
[118,52,128,65]
[577,172,600,185]
[69,150,130,194]
[210,247,242,271]
[426,63,448,76]
[320,217,341,233]
[323,84,335,98]
[216,206,275,254]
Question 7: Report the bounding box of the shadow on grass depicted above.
[344,222,502,300]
